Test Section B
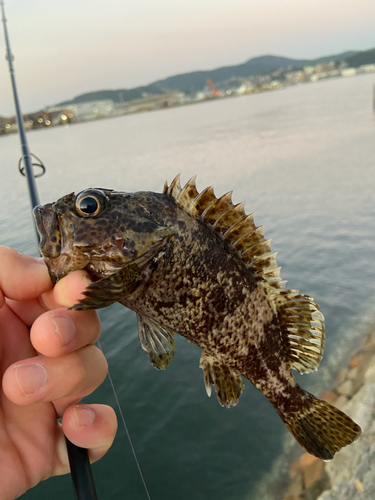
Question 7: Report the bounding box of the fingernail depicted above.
[15,364,47,395]
[74,406,95,427]
[51,315,76,346]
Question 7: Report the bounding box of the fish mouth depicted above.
[33,205,48,242]
[33,204,62,258]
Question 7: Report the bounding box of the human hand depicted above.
[0,246,117,500]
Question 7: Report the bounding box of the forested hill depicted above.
[55,49,366,106]
[344,48,375,68]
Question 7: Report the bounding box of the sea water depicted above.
[1,73,375,500]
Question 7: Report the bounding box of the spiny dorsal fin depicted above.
[164,175,285,291]
[164,176,325,373]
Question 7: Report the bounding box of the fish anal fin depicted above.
[275,291,325,374]
[137,314,176,370]
[199,353,245,408]
[70,264,142,310]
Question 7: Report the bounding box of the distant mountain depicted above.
[55,84,165,107]
[344,48,375,67]
[151,51,358,91]
[54,50,361,106]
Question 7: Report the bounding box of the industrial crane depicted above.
[206,79,220,97]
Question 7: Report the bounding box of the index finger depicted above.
[7,270,94,327]
[42,271,92,310]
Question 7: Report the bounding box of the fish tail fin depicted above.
[279,391,361,460]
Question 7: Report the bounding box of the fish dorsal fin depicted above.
[199,352,245,408]
[164,175,325,373]
[137,314,176,370]
[270,289,325,373]
[164,174,285,290]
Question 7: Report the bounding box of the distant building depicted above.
[315,61,335,74]
[120,93,184,113]
[358,64,375,73]
[303,66,315,76]
[341,68,357,77]
[24,110,52,129]
[0,116,11,135]
[66,100,115,121]
[285,70,305,84]
[237,82,254,94]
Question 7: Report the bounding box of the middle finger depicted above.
[31,308,101,357]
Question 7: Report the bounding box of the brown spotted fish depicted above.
[33,175,361,460]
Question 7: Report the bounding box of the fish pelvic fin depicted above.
[279,391,361,460]
[199,353,245,408]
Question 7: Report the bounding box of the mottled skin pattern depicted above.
[121,192,299,414]
[34,184,361,460]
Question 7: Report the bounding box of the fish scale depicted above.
[34,175,361,461]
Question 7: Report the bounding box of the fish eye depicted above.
[75,189,108,217]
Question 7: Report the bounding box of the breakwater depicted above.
[279,318,375,500]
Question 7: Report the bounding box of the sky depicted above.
[0,0,374,116]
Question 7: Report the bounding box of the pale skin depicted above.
[0,246,118,500]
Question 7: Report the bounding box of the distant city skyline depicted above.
[1,0,374,116]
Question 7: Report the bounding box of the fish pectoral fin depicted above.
[70,264,142,310]
[137,314,176,370]
[199,353,245,408]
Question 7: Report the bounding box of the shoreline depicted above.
[276,316,375,500]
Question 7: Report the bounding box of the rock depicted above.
[336,379,354,397]
[302,456,325,489]
[347,367,359,380]
[345,383,375,433]
[290,456,304,479]
[302,470,330,500]
[354,478,364,493]
[317,445,375,499]
[358,351,375,376]
[335,368,348,386]
[281,329,375,500]
[284,474,303,500]
[364,365,375,384]
[320,390,338,405]
[324,383,375,490]
[349,355,363,369]
[333,395,348,410]
[364,334,375,350]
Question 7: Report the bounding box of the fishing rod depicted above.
[1,2,98,499]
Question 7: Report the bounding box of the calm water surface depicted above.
[1,74,375,500]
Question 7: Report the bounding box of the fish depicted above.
[33,175,361,460]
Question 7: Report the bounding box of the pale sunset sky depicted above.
[0,0,374,116]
